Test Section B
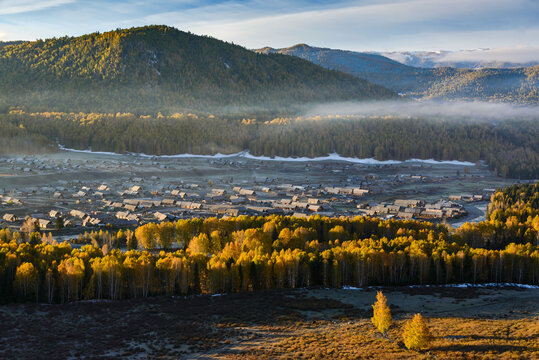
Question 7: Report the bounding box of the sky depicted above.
[1,0,539,55]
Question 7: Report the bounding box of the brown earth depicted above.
[0,286,537,359]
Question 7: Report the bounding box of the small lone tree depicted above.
[55,216,64,230]
[402,313,432,350]
[371,291,392,334]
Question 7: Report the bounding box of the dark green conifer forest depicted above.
[0,26,394,114]
[1,111,537,179]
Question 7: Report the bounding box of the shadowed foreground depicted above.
[0,286,538,359]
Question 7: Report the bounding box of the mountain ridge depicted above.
[0,26,395,113]
[256,44,539,103]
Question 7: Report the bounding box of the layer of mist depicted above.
[381,47,539,69]
[303,100,539,120]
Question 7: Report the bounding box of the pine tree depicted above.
[125,229,137,250]
[402,313,432,350]
[371,291,392,334]
[55,216,64,230]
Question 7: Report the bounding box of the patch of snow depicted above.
[242,152,402,164]
[58,144,122,156]
[342,286,363,290]
[405,158,475,166]
[342,283,539,290]
[57,145,478,166]
[147,50,158,65]
[409,283,539,289]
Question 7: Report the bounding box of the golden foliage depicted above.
[402,313,432,350]
[371,291,392,334]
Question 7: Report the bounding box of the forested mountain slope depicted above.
[0,26,394,113]
[0,41,24,49]
[258,44,433,94]
[257,44,538,104]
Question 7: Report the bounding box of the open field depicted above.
[0,286,537,359]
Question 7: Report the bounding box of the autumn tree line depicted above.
[1,110,538,178]
[0,184,537,304]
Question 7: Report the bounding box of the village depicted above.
[0,150,520,238]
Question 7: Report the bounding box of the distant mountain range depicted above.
[257,44,538,104]
[0,26,394,114]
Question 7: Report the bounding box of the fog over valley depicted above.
[303,100,539,120]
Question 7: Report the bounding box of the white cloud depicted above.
[0,32,6,41]
[136,0,539,50]
[0,0,538,51]
[384,28,539,52]
[0,0,75,15]
[438,46,539,64]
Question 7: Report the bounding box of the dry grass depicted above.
[228,317,538,359]
[0,287,537,359]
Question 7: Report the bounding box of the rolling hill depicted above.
[0,26,395,114]
[257,44,539,103]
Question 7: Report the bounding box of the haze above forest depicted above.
[303,100,539,120]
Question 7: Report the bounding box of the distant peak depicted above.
[256,46,275,53]
[287,43,312,50]
[255,44,315,55]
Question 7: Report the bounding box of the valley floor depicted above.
[0,286,537,359]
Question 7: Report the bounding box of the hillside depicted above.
[257,44,539,103]
[425,66,539,103]
[0,41,25,49]
[0,27,395,113]
[258,44,432,94]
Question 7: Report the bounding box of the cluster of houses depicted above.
[448,193,491,202]
[0,195,22,206]
[2,212,63,230]
[0,177,375,230]
[357,199,467,220]
[3,156,143,174]
[1,163,501,231]
[0,154,508,232]
[92,182,352,223]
